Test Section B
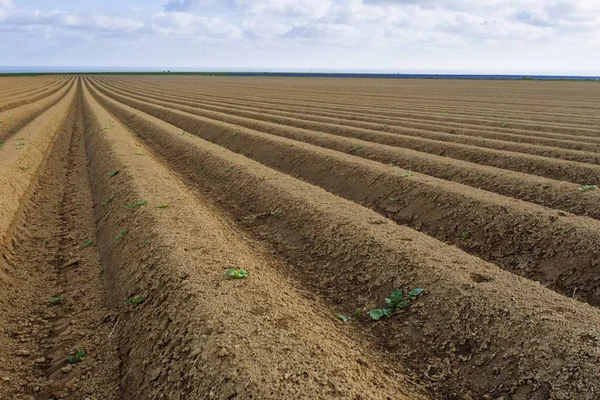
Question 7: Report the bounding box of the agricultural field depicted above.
[2,75,600,400]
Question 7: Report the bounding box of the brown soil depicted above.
[2,75,600,400]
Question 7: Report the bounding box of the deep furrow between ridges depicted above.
[0,82,121,399]
[0,79,102,397]
[80,79,430,400]
[89,81,600,308]
[0,83,77,246]
[102,78,600,144]
[0,79,76,144]
[105,77,600,131]
[98,78,600,152]
[0,79,71,113]
[98,79,600,165]
[90,78,600,186]
[83,78,600,400]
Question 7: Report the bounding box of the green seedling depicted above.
[102,194,116,205]
[225,166,236,172]
[353,310,361,318]
[336,314,352,322]
[225,268,248,279]
[579,185,598,192]
[351,145,364,151]
[157,203,170,209]
[83,240,94,248]
[49,295,64,305]
[179,131,186,136]
[369,288,424,321]
[107,170,119,177]
[66,350,86,365]
[460,231,471,240]
[389,197,399,202]
[233,129,240,136]
[133,152,145,156]
[501,123,509,127]
[19,166,28,171]
[125,200,148,209]
[114,229,128,241]
[383,124,389,130]
[43,239,49,245]
[399,173,413,178]
[387,162,396,167]
[270,209,284,217]
[125,295,144,305]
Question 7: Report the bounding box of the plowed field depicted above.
[2,76,600,400]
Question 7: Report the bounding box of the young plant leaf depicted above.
[225,268,248,279]
[336,314,351,322]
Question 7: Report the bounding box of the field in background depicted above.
[1,75,600,399]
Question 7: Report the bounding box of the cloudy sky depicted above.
[1,0,599,74]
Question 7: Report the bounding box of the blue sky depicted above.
[1,0,599,74]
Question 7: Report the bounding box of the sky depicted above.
[1,0,599,74]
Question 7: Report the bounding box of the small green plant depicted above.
[179,131,186,135]
[399,173,413,178]
[233,129,240,136]
[225,268,248,279]
[49,295,64,305]
[102,194,116,205]
[43,239,49,245]
[501,123,509,127]
[114,229,128,240]
[351,145,364,151]
[107,170,119,177]
[19,166,28,171]
[369,288,424,321]
[125,295,144,305]
[389,197,399,202]
[225,165,236,172]
[133,152,145,156]
[579,185,598,192]
[125,200,148,209]
[270,209,284,217]
[157,203,170,209]
[460,231,471,239]
[66,350,86,364]
[387,162,396,167]
[83,240,94,248]
[336,314,352,322]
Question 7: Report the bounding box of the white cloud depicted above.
[152,12,242,39]
[1,0,600,73]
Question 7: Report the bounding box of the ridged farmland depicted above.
[2,75,600,400]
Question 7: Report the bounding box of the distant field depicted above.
[2,75,600,399]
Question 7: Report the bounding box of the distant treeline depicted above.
[0,71,598,80]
